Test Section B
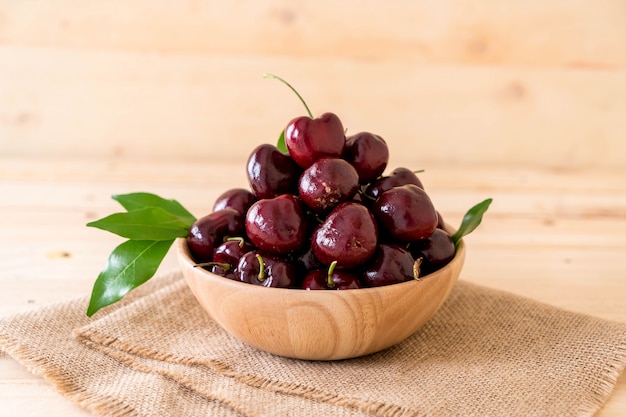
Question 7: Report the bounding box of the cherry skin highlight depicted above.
[245,194,308,255]
[285,112,346,169]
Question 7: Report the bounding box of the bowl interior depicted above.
[178,238,465,360]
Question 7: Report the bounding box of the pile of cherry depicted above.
[186,112,456,290]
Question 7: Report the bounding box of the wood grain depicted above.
[1,0,625,414]
[1,1,624,66]
[1,1,624,168]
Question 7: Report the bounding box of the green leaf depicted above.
[86,239,174,316]
[86,207,190,240]
[451,198,493,246]
[276,129,287,153]
[112,192,196,225]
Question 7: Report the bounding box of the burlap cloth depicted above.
[1,271,625,417]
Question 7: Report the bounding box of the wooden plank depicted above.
[1,0,625,412]
[1,51,625,169]
[1,1,623,67]
[0,362,90,417]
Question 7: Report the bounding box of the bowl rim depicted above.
[176,235,465,295]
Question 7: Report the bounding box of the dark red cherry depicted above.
[186,209,244,263]
[435,210,447,231]
[245,194,308,255]
[364,167,424,200]
[290,244,323,272]
[284,112,346,168]
[362,244,416,287]
[302,261,362,290]
[246,144,301,199]
[343,132,389,184]
[312,202,378,269]
[212,238,254,269]
[206,263,237,280]
[409,228,456,277]
[236,251,297,288]
[372,184,437,242]
[213,188,257,216]
[298,157,359,213]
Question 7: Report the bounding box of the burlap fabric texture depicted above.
[1,271,625,417]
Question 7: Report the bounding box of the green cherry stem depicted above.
[256,253,266,281]
[358,189,377,202]
[327,261,338,288]
[193,262,231,271]
[263,73,313,118]
[223,236,246,247]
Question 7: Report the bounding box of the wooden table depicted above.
[1,157,624,415]
[1,1,624,414]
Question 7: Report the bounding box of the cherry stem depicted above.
[224,236,245,247]
[263,73,313,118]
[255,253,266,281]
[358,189,377,202]
[413,258,423,280]
[194,262,231,271]
[327,261,338,288]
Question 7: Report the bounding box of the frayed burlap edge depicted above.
[74,279,414,417]
[0,323,142,417]
[74,277,626,417]
[3,270,626,417]
[581,338,626,417]
[0,271,183,417]
[75,307,626,417]
[78,337,261,417]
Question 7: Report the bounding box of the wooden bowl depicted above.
[177,237,465,360]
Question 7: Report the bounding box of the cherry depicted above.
[343,132,389,184]
[194,238,252,280]
[372,184,437,242]
[246,144,301,199]
[364,167,424,200]
[213,188,257,216]
[204,263,237,280]
[362,244,416,287]
[245,194,308,255]
[298,157,359,213]
[409,228,456,277]
[312,202,378,269]
[186,209,244,263]
[435,210,447,231]
[352,191,365,204]
[236,251,297,288]
[212,237,254,269]
[284,112,346,168]
[289,244,323,273]
[301,261,362,290]
[180,76,482,290]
